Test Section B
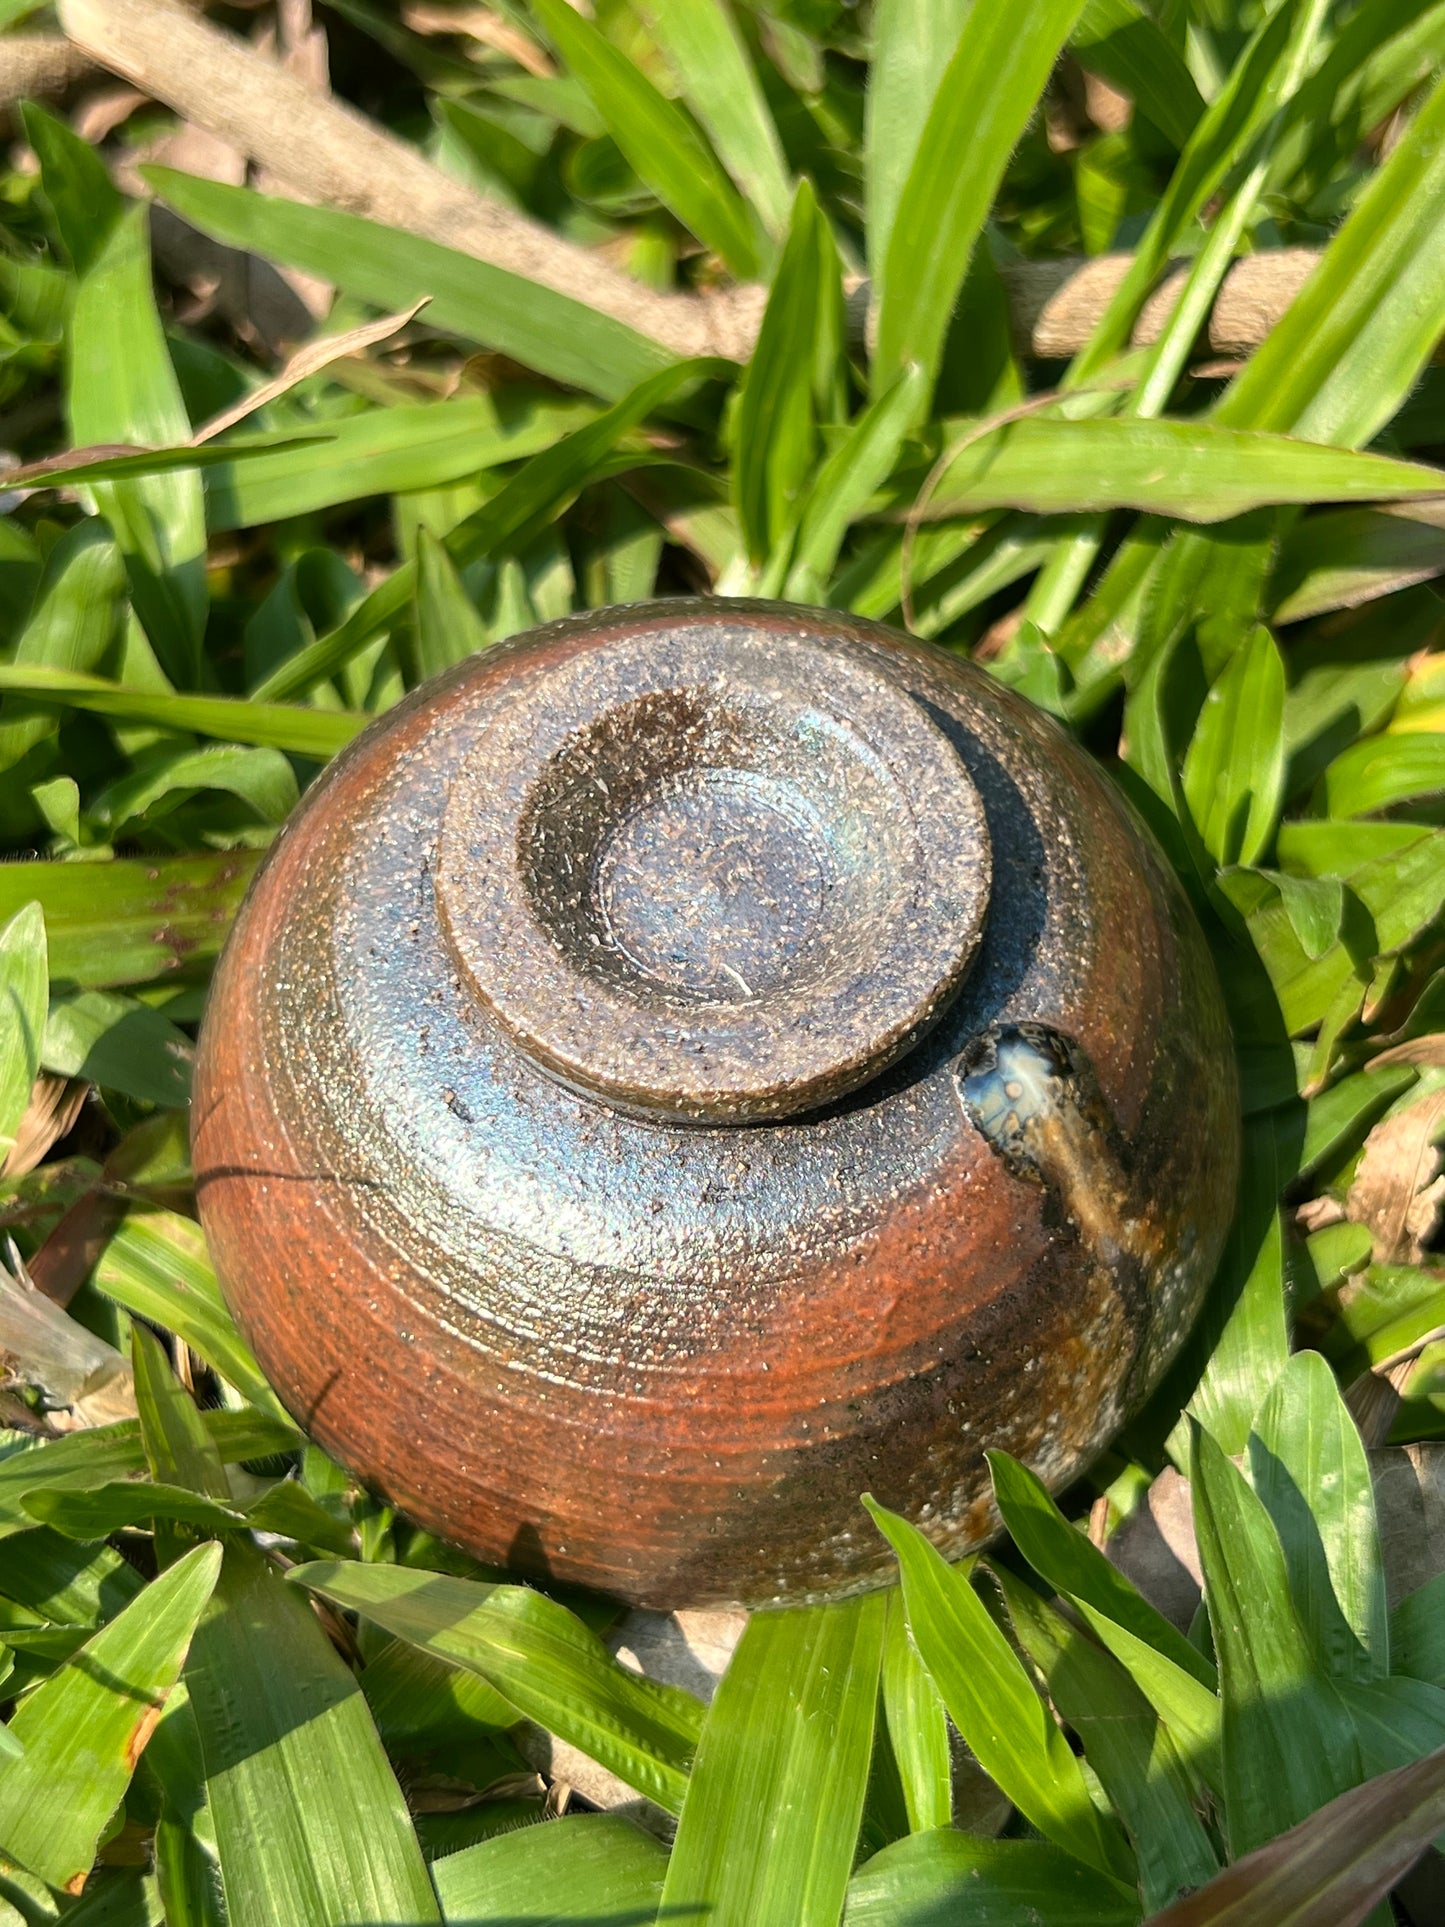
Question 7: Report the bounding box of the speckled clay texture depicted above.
[193,599,1239,1609]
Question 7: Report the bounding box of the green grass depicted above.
[2,0,1445,1921]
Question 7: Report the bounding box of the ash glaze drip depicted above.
[193,600,1239,1610]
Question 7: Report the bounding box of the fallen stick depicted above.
[57,0,736,357]
[0,32,93,106]
[1002,248,1321,360]
[59,0,1326,366]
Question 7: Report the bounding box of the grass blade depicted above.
[46,1001,191,1113]
[999,1568,1220,1913]
[1070,0,1300,385]
[43,988,193,1108]
[864,0,971,279]
[1181,624,1286,866]
[864,1495,1134,1883]
[1074,1613,1224,1795]
[785,363,927,598]
[0,904,46,1170]
[431,1812,666,1924]
[19,1481,257,1541]
[0,520,125,774]
[0,1542,220,1894]
[0,1430,154,1539]
[0,666,364,759]
[186,1544,438,1927]
[0,852,259,991]
[291,1562,702,1816]
[24,1479,355,1559]
[1321,733,1445,817]
[6,434,330,492]
[1338,1675,1445,1781]
[1190,1418,1362,1858]
[1071,0,1205,150]
[1248,1350,1387,1683]
[95,1209,293,1425]
[660,1593,885,1927]
[0,1524,143,1628]
[910,417,1445,523]
[632,0,792,238]
[1270,503,1445,623]
[145,1689,226,1927]
[205,391,591,530]
[19,99,121,273]
[873,0,1087,395]
[1393,1573,1445,1689]
[67,206,205,683]
[988,1452,1217,1689]
[880,1586,951,1834]
[144,168,675,402]
[1167,1118,1291,1460]
[532,0,759,277]
[253,355,722,699]
[734,180,839,565]
[845,1829,1142,1927]
[130,1323,231,1503]
[989,1447,1223,1783]
[413,531,491,681]
[0,1412,296,1542]
[89,742,297,841]
[1216,64,1445,446]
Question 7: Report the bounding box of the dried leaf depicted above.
[0,1073,87,1181]
[402,1,554,74]
[1370,1035,1445,1071]
[1347,1087,1445,1265]
[1106,1466,1207,1631]
[1371,1445,1445,1606]
[1108,1447,1445,1624]
[0,1243,135,1426]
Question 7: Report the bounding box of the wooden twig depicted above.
[59,0,1330,367]
[1000,249,1321,359]
[57,0,742,358]
[0,32,93,106]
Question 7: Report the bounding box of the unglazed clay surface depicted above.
[193,600,1239,1609]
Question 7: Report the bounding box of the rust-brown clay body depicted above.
[193,600,1238,1609]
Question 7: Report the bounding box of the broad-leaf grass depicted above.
[3,1,1445,1919]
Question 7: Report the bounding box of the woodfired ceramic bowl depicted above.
[193,600,1238,1609]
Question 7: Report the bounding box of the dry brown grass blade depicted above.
[190,298,431,443]
[1144,1744,1445,1926]
[26,1188,128,1310]
[1370,1034,1445,1070]
[402,1,554,76]
[0,1075,88,1181]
